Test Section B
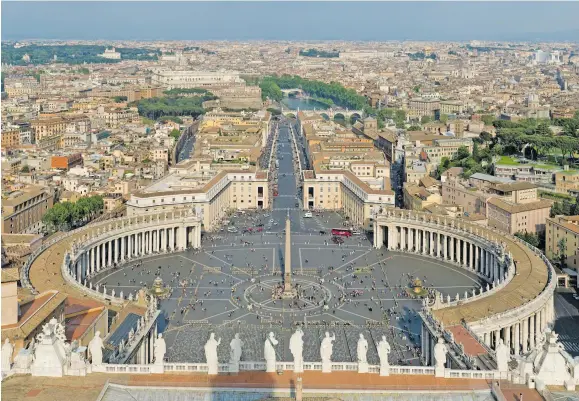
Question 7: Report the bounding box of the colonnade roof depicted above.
[431,230,549,326]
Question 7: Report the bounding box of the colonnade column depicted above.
[505,325,511,350]
[529,314,535,349]
[475,246,480,272]
[514,323,520,356]
[429,231,434,256]
[401,227,406,251]
[449,237,454,262]
[437,233,442,258]
[522,318,529,353]
[101,243,106,269]
[469,243,474,269]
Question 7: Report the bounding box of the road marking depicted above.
[336,307,379,323]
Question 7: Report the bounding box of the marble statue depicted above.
[31,319,68,377]
[204,333,221,375]
[264,332,278,373]
[289,328,304,373]
[357,333,369,373]
[88,331,104,366]
[377,336,391,376]
[357,334,368,364]
[320,332,336,373]
[2,339,14,373]
[495,338,510,372]
[229,334,243,369]
[434,338,448,370]
[154,333,166,365]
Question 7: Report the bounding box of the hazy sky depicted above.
[2,1,579,42]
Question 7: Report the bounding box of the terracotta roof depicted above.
[487,198,552,213]
[490,182,537,191]
[65,309,106,341]
[1,290,67,341]
[447,325,488,357]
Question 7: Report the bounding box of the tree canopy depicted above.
[1,44,159,65]
[135,94,216,120]
[42,195,104,231]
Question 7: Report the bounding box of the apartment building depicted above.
[546,215,579,286]
[31,114,91,141]
[408,98,440,117]
[303,169,395,229]
[2,185,54,234]
[555,170,579,195]
[486,197,552,235]
[51,153,83,170]
[1,129,21,148]
[126,169,269,230]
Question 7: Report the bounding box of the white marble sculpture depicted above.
[31,319,68,377]
[264,332,278,373]
[320,332,336,373]
[289,328,304,373]
[2,339,14,374]
[377,335,391,376]
[229,333,243,372]
[434,337,448,376]
[495,338,510,373]
[204,333,221,375]
[88,331,104,366]
[357,333,369,373]
[154,333,166,365]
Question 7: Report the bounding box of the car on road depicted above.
[269,219,274,224]
[295,203,299,207]
[352,230,362,235]
[304,212,313,218]
[227,226,238,233]
[573,294,579,300]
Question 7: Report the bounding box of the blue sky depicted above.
[2,1,579,42]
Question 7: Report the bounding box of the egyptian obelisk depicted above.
[284,214,292,293]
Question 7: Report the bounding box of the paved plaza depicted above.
[89,122,486,366]
[91,233,485,365]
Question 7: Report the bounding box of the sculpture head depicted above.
[269,332,275,339]
[94,331,101,339]
[209,333,215,340]
[359,334,365,340]
[438,337,444,344]
[4,339,9,345]
[325,331,330,337]
[381,335,387,341]
[158,333,163,339]
[234,333,240,340]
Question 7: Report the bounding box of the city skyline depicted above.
[2,1,579,42]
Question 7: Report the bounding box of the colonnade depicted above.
[374,223,505,283]
[480,295,555,356]
[373,212,555,358]
[71,220,201,284]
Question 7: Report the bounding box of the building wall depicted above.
[2,188,54,234]
[442,180,488,216]
[546,216,579,272]
[487,203,551,235]
[1,281,18,326]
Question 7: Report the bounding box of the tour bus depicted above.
[331,228,352,237]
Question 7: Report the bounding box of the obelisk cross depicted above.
[284,213,292,292]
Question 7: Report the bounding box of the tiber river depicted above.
[281,97,329,110]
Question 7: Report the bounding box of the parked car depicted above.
[304,212,313,218]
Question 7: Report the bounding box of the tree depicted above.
[480,131,492,143]
[515,231,540,248]
[20,165,30,173]
[556,237,567,267]
[169,129,181,141]
[439,114,449,125]
[420,115,432,124]
[472,142,481,162]
[481,115,496,126]
[456,146,470,160]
